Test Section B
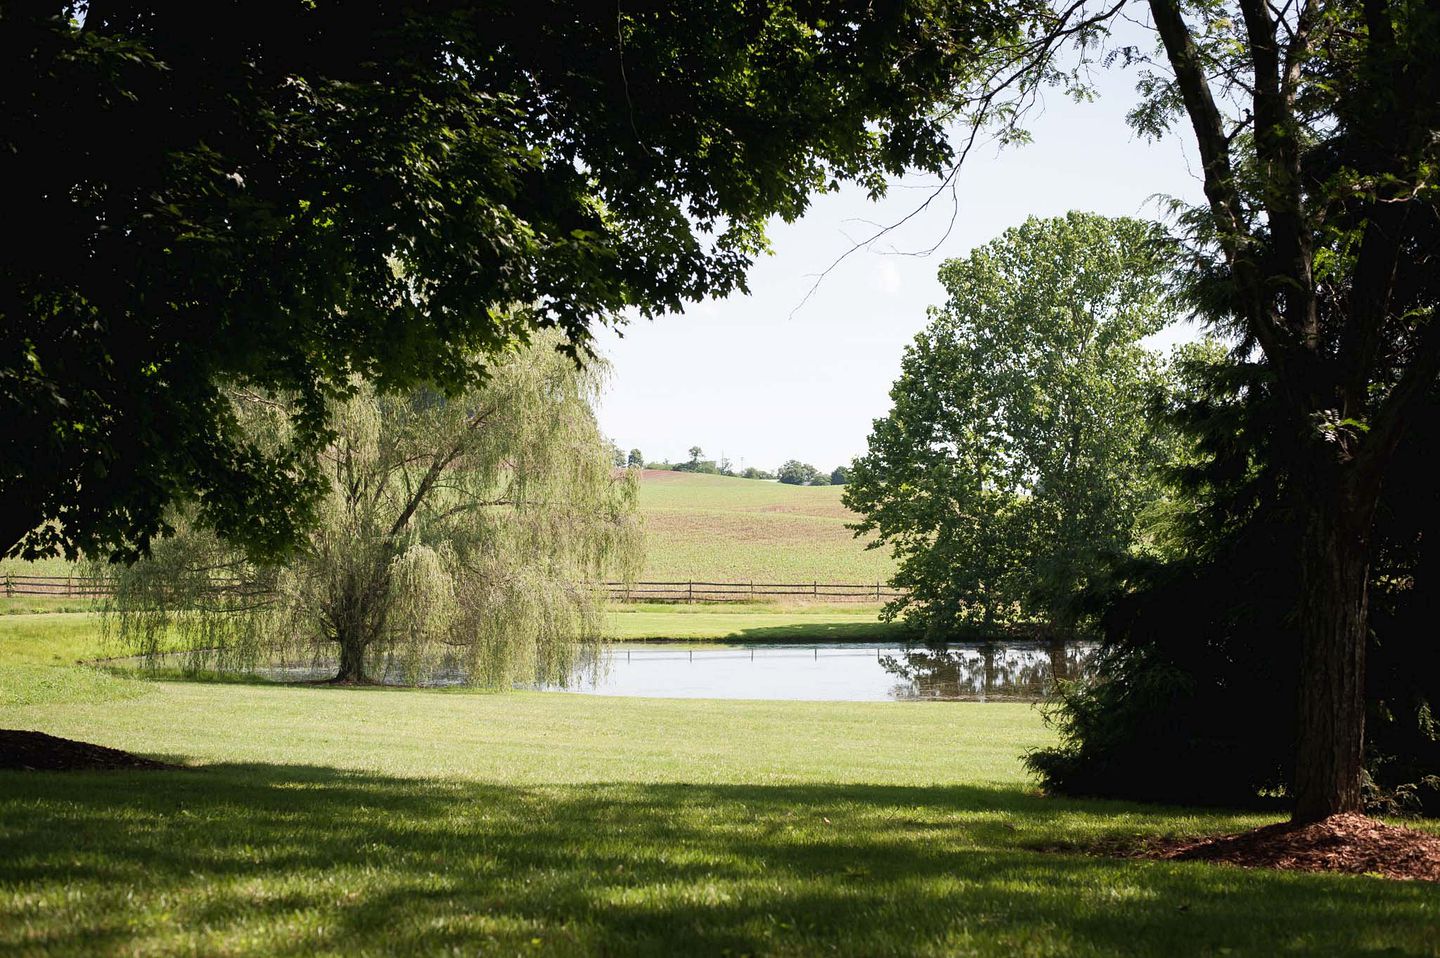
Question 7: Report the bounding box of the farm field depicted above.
[633,470,897,584]
[0,471,896,595]
[1,614,1438,957]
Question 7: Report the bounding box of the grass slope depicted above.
[1,470,893,594]
[1,615,1437,956]
[636,471,897,584]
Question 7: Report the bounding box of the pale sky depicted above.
[595,51,1206,473]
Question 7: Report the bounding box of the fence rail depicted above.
[3,574,902,604]
[1,574,111,598]
[602,580,902,603]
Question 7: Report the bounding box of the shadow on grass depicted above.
[0,766,1435,956]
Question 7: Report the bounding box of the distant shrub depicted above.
[830,466,849,485]
[777,460,820,485]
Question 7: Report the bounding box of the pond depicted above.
[109,640,1095,702]
[546,641,1095,702]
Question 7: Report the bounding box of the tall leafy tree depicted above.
[844,213,1174,637]
[106,335,642,686]
[1137,0,1440,820]
[0,0,1025,563]
[1029,345,1440,815]
[887,0,1440,821]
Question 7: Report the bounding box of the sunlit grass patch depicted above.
[1,607,1436,956]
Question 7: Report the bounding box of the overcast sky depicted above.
[594,51,1206,473]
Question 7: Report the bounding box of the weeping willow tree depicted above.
[104,336,642,687]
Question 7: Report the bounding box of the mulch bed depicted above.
[0,729,177,772]
[1142,812,1440,882]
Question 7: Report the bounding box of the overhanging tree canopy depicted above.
[0,0,1024,562]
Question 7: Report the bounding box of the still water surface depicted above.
[113,641,1095,702]
[549,642,1095,702]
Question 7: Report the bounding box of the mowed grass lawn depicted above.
[635,471,898,583]
[1,615,1438,956]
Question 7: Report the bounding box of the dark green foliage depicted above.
[673,449,724,474]
[1029,352,1440,815]
[777,461,821,485]
[740,467,776,480]
[627,449,644,469]
[1,0,1020,563]
[830,466,850,485]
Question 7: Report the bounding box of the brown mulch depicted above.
[1142,812,1440,882]
[0,729,177,772]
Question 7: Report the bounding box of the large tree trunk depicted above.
[335,635,368,683]
[1291,469,1376,821]
[1048,639,1070,684]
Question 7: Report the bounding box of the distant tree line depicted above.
[609,445,849,486]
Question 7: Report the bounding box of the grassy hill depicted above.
[2,470,898,593]
[634,470,896,584]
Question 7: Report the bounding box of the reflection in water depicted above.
[880,641,1093,701]
[552,640,1095,702]
[106,640,1095,702]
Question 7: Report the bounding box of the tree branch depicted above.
[1149,0,1303,388]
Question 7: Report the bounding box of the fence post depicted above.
[876,580,881,600]
[813,580,817,597]
[688,580,693,605]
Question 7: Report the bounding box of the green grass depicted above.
[608,603,906,643]
[0,595,98,615]
[0,613,110,666]
[0,556,81,579]
[1,470,892,603]
[2,615,1438,956]
[636,471,898,584]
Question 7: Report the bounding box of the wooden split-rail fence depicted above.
[603,580,903,603]
[3,574,902,604]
